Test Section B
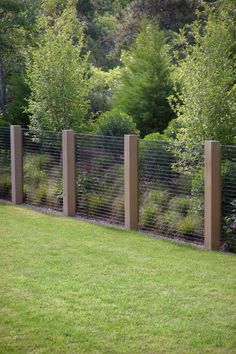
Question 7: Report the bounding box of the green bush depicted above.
[35,184,47,204]
[222,160,236,218]
[140,204,158,228]
[24,154,50,186]
[191,168,204,214]
[93,109,138,137]
[177,215,199,235]
[144,119,181,143]
[0,174,11,198]
[140,189,170,229]
[112,195,124,223]
[168,196,191,217]
[149,189,169,209]
[87,192,111,214]
[162,211,180,234]
[23,154,62,208]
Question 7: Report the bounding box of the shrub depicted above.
[24,154,50,186]
[222,160,236,218]
[0,174,11,199]
[93,109,138,137]
[144,119,181,143]
[139,139,173,182]
[162,211,180,234]
[168,196,191,217]
[140,204,158,228]
[112,195,124,223]
[177,215,199,235]
[35,184,48,204]
[23,154,62,209]
[87,192,111,214]
[223,199,236,252]
[191,168,204,214]
[149,189,169,209]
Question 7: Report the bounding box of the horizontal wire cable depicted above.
[76,134,124,225]
[139,140,204,242]
[0,128,11,200]
[23,130,63,211]
[221,145,236,248]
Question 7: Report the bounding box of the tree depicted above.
[0,0,39,125]
[172,1,236,146]
[26,4,91,132]
[112,20,175,137]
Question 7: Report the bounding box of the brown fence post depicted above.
[124,135,138,230]
[204,140,221,250]
[10,125,23,204]
[63,130,76,216]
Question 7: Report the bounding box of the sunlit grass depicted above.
[0,202,235,353]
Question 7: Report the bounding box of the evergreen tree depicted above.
[113,20,175,137]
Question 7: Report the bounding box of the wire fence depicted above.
[23,129,63,211]
[76,134,124,225]
[221,145,236,252]
[0,127,11,200]
[138,140,204,243]
[2,125,236,252]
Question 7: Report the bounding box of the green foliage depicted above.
[24,154,62,208]
[93,109,138,136]
[144,118,181,142]
[112,194,124,222]
[0,174,11,199]
[140,204,158,228]
[177,215,199,235]
[140,189,169,228]
[221,160,236,218]
[168,196,191,217]
[172,3,236,146]
[165,196,201,236]
[191,168,204,214]
[26,4,91,132]
[87,192,109,213]
[0,0,38,124]
[89,66,122,115]
[113,20,175,137]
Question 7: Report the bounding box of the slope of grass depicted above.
[0,202,235,353]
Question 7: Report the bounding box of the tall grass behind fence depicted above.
[0,127,11,200]
[139,140,204,243]
[23,130,63,211]
[76,134,124,225]
[221,145,236,252]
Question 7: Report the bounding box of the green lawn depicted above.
[0,203,236,354]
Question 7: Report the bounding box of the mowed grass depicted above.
[0,203,236,354]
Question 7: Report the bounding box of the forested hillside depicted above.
[0,0,235,141]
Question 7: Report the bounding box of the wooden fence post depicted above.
[10,125,23,204]
[204,140,221,250]
[63,130,76,216]
[124,135,138,230]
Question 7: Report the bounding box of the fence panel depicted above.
[76,134,124,225]
[0,127,11,200]
[23,129,63,211]
[139,140,204,243]
[221,145,236,252]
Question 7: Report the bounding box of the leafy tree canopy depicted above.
[26,2,92,132]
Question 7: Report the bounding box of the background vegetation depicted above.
[0,0,235,248]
